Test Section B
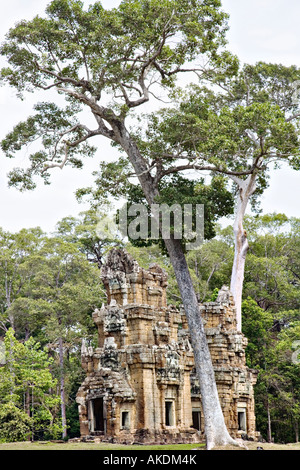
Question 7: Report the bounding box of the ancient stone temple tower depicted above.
[76,249,258,444]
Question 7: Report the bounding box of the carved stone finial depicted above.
[101,248,139,281]
[216,285,232,303]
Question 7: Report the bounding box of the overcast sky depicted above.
[0,0,300,233]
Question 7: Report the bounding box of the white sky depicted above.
[0,0,299,233]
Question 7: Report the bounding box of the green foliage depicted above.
[0,328,61,441]
[122,174,234,253]
[241,297,273,368]
[181,213,300,443]
[0,224,106,439]
[0,403,32,443]
[243,213,300,312]
[1,0,229,93]
[187,235,233,301]
[0,226,104,338]
[1,101,95,191]
[206,288,219,302]
[141,63,300,212]
[55,208,124,267]
[253,318,300,443]
[238,214,300,442]
[0,227,46,336]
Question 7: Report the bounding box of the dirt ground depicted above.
[211,440,300,451]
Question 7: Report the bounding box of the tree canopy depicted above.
[0,0,234,191]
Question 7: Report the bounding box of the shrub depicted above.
[0,403,33,442]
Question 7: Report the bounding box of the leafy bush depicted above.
[0,403,32,442]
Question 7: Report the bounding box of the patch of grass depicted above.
[0,441,206,451]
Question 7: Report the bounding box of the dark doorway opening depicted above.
[121,411,130,430]
[238,410,246,432]
[192,410,201,431]
[165,401,174,426]
[93,397,105,432]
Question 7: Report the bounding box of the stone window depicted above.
[121,411,130,430]
[165,401,175,427]
[192,408,201,431]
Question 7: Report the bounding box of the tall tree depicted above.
[55,208,123,268]
[0,227,103,438]
[0,227,45,335]
[0,328,61,441]
[0,0,241,448]
[29,236,103,438]
[243,213,300,313]
[135,63,300,330]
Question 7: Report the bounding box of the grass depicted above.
[0,441,206,451]
[0,440,300,451]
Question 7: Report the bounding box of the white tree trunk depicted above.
[230,175,257,331]
[58,335,67,439]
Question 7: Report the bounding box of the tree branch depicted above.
[286,112,300,122]
[128,162,157,178]
[161,162,256,178]
[122,16,176,108]
[42,142,69,173]
[36,65,87,89]
[55,86,117,139]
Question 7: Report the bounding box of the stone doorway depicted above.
[192,408,201,431]
[165,401,175,427]
[238,407,247,433]
[89,398,106,434]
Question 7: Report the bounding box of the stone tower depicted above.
[76,249,258,444]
